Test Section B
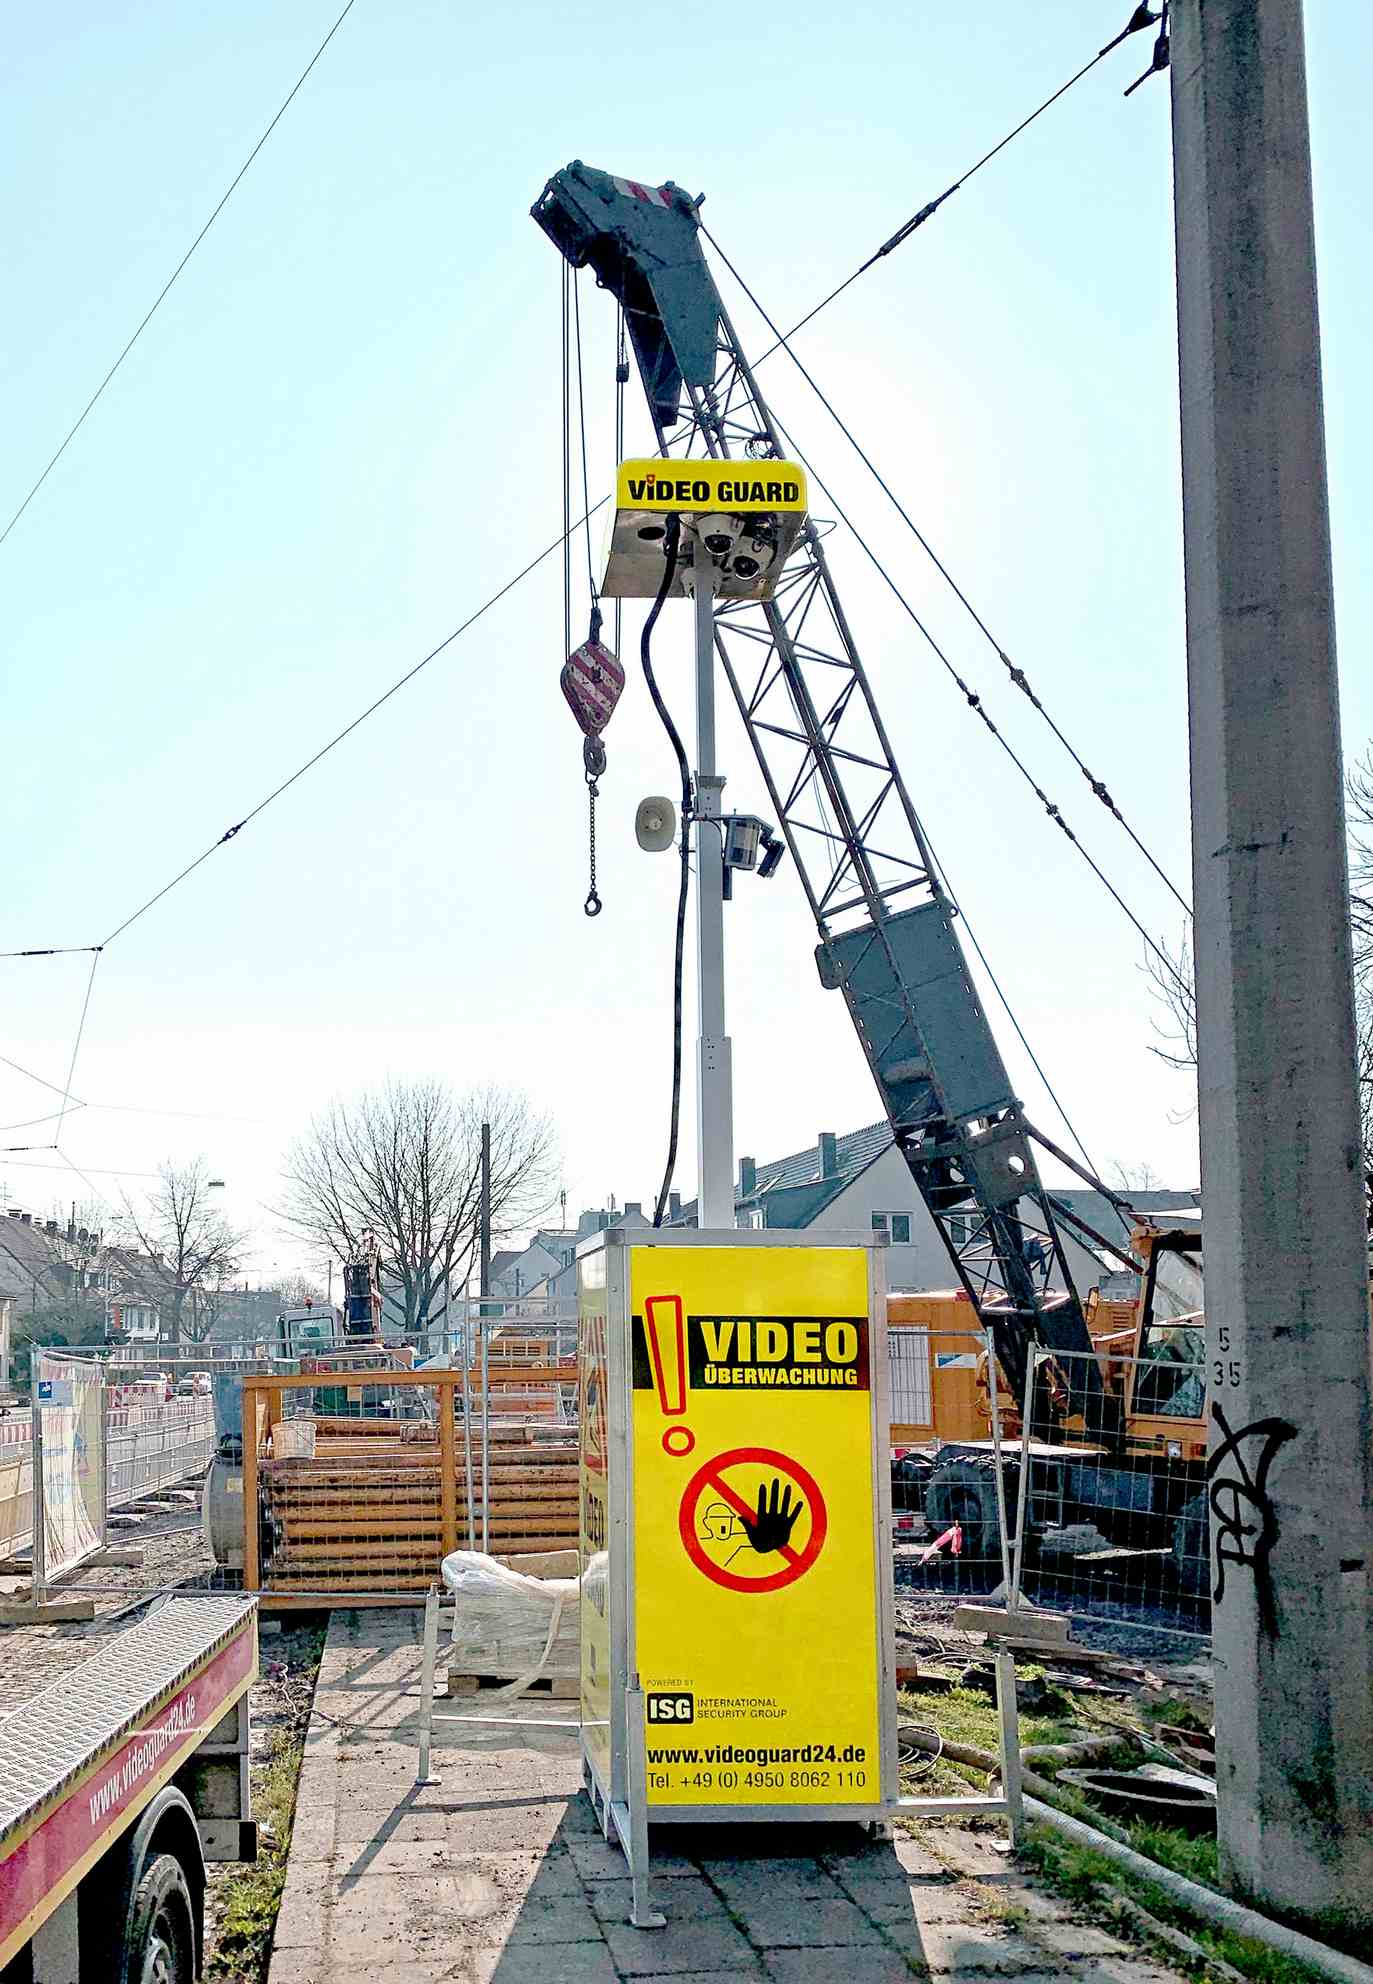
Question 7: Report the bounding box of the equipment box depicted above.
[577,1226,896,1832]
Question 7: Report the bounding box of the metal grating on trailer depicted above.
[0,1595,256,1850]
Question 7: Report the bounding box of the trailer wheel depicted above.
[1171,1490,1211,1599]
[925,1455,1018,1574]
[124,1853,197,1984]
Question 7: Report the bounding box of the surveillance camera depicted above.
[695,512,740,560]
[727,522,778,584]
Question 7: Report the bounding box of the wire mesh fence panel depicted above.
[0,1416,34,1560]
[1008,1345,1211,1645]
[105,1399,215,1509]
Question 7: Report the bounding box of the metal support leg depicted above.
[625,1681,665,1929]
[417,1585,441,1785]
[995,1649,1025,1849]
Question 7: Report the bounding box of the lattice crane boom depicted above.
[533,162,1117,1436]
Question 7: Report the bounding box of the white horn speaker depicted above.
[635,795,677,853]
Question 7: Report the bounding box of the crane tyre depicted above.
[122,1852,197,1984]
[1171,1491,1211,1599]
[924,1454,1018,1575]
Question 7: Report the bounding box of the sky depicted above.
[2,2,1370,1279]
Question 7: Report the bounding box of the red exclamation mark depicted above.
[644,1294,695,1457]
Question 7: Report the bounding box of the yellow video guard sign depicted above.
[630,1245,878,1809]
[615,458,808,515]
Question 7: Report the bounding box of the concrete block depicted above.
[0,1597,96,1623]
[602,1915,760,1975]
[699,1857,845,1904]
[879,1922,1058,1974]
[726,1893,887,1949]
[587,1876,729,1924]
[762,1951,918,1984]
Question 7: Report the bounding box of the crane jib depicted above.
[534,159,1121,1445]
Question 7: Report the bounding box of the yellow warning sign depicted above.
[615,458,809,515]
[630,1246,879,1808]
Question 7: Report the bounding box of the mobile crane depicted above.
[532,162,1210,1586]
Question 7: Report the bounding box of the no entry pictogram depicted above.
[678,1446,827,1594]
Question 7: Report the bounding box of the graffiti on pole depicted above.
[1206,1399,1297,1635]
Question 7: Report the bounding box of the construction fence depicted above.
[0,1353,216,1601]
[240,1330,578,1604]
[1006,1343,1211,1646]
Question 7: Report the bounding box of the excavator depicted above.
[532,161,1213,1594]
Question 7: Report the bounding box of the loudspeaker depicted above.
[635,795,677,853]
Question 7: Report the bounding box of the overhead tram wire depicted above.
[702,223,1192,922]
[746,5,1160,368]
[1,0,362,550]
[6,496,608,1124]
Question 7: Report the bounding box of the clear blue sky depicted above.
[3,2,1369,1273]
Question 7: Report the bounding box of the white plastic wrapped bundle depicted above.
[440,1548,580,1686]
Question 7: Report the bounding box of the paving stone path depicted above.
[269,1610,1189,1984]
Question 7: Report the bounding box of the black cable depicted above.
[1,0,361,550]
[639,517,689,1228]
[703,224,1191,921]
[748,6,1158,370]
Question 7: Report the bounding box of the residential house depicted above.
[675,1125,1196,1297]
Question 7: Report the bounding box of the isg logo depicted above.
[646,1692,694,1724]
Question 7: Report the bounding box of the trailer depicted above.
[0,1594,257,1983]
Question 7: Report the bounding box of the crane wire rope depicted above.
[1,0,362,551]
[637,519,690,1228]
[747,5,1160,369]
[702,221,1191,923]
[732,377,1189,1003]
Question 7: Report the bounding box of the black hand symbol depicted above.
[742,1478,802,1555]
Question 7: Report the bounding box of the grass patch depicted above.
[208,1623,325,1984]
[207,1730,303,1982]
[1020,1826,1336,1984]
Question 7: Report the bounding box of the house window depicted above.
[737,1208,764,1230]
[871,1212,911,1245]
[946,1213,977,1249]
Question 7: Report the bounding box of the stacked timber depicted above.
[259,1422,579,1594]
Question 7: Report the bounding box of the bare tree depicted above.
[1143,925,1197,1075]
[123,1160,248,1348]
[1111,1160,1165,1193]
[1146,750,1373,1223]
[278,1272,326,1310]
[277,1080,558,1341]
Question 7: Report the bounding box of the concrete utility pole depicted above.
[1170,0,1373,1933]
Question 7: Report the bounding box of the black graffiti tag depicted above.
[1205,1400,1297,1634]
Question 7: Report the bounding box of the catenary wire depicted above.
[1,0,361,550]
[8,496,608,1128]
[99,495,609,951]
[703,223,1192,920]
[54,951,101,1145]
[748,6,1159,368]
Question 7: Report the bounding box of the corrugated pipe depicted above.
[1023,1799,1373,1984]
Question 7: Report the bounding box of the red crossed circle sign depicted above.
[678,1445,827,1594]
